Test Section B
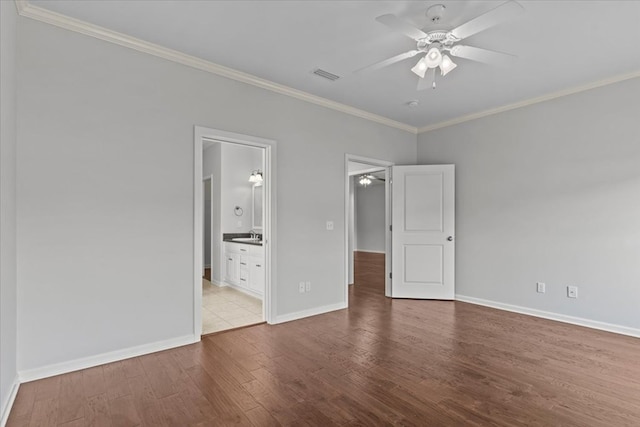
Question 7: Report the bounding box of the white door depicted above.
[391,165,455,299]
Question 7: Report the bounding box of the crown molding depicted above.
[14,0,417,134]
[418,69,640,134]
[15,1,640,137]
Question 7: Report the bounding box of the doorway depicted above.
[345,156,456,303]
[201,141,265,335]
[344,155,393,306]
[194,126,276,338]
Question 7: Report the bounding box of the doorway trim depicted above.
[194,126,277,338]
[202,175,213,278]
[344,154,393,305]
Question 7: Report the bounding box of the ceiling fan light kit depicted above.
[410,57,428,78]
[358,0,523,91]
[440,54,457,76]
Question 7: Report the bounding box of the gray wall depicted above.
[417,77,640,330]
[1,0,19,417]
[16,17,416,372]
[355,182,386,252]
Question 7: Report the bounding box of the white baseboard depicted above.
[274,302,347,324]
[0,375,20,427]
[355,249,386,254]
[456,294,640,339]
[19,334,198,383]
[205,278,225,288]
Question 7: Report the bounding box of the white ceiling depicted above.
[29,0,640,130]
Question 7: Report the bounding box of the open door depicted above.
[391,165,455,299]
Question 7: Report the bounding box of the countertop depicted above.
[222,233,263,246]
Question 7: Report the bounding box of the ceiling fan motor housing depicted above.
[417,31,459,52]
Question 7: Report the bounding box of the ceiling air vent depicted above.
[312,68,340,81]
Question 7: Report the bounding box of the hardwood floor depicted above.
[8,254,640,426]
[353,250,385,293]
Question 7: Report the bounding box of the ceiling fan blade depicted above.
[355,50,420,73]
[449,45,516,65]
[417,68,435,91]
[376,14,427,41]
[449,0,524,41]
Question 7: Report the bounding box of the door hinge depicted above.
[389,225,392,231]
[389,272,392,279]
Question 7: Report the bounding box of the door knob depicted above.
[447,236,453,241]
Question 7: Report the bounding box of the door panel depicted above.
[404,173,443,231]
[404,244,443,283]
[392,165,454,299]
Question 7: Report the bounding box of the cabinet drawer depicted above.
[239,270,249,286]
[239,255,249,269]
[224,242,264,256]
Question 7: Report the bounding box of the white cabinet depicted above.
[249,260,264,293]
[223,242,264,298]
[224,253,239,284]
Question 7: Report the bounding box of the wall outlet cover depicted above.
[299,282,305,293]
[326,221,334,231]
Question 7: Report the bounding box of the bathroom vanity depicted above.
[223,240,264,298]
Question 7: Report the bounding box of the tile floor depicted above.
[202,279,263,334]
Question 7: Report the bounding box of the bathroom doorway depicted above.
[201,141,264,334]
[194,126,276,338]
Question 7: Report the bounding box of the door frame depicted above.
[344,154,393,305]
[194,126,277,338]
[202,175,213,277]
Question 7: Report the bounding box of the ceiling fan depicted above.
[357,1,524,90]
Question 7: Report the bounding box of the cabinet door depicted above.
[225,253,238,284]
[249,260,265,295]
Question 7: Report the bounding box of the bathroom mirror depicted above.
[252,183,263,230]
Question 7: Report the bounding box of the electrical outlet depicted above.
[326,221,334,231]
[567,286,578,298]
[305,281,311,292]
[299,282,305,293]
[537,282,546,293]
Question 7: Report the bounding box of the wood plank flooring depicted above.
[8,253,640,426]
